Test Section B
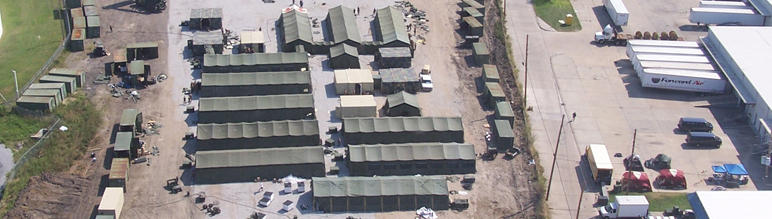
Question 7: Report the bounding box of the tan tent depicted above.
[334,69,374,95]
[337,95,377,118]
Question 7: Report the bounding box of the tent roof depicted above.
[114,132,133,152]
[327,5,361,44]
[190,8,223,19]
[199,94,313,111]
[129,61,145,75]
[241,30,265,44]
[334,69,374,84]
[197,120,319,140]
[485,82,505,97]
[343,117,463,133]
[378,47,411,58]
[312,175,448,197]
[340,95,377,108]
[203,53,308,67]
[40,75,75,83]
[330,43,359,58]
[473,42,489,55]
[127,42,158,49]
[380,68,418,83]
[494,120,515,138]
[387,91,420,109]
[98,188,123,211]
[202,71,311,86]
[193,31,223,45]
[282,10,313,44]
[376,6,409,45]
[495,101,514,117]
[196,146,323,169]
[17,96,52,104]
[724,164,748,175]
[120,109,138,126]
[348,142,475,162]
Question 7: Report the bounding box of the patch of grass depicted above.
[0,94,102,216]
[493,0,548,218]
[0,0,64,98]
[533,0,582,32]
[0,113,48,158]
[610,192,692,212]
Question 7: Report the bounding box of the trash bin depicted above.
[565,14,574,26]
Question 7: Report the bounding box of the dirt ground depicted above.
[6,0,541,218]
[5,173,89,219]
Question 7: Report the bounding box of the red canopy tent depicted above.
[621,171,652,192]
[656,169,687,189]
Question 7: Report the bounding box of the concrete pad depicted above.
[626,119,664,134]
[591,106,626,120]
[556,78,586,93]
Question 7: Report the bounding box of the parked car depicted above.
[686,132,722,148]
[678,117,713,132]
[420,74,433,91]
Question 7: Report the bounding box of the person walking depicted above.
[572,112,577,121]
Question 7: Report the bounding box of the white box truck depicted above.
[586,144,613,185]
[599,195,649,219]
[603,0,629,26]
[640,68,727,93]
[689,7,764,26]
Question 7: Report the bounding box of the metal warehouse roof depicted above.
[334,69,374,84]
[627,40,700,48]
[387,91,420,109]
[376,6,409,45]
[196,146,323,169]
[199,94,314,111]
[282,10,313,44]
[190,8,223,19]
[340,95,377,108]
[202,71,310,86]
[203,53,308,66]
[120,109,138,126]
[378,47,411,58]
[193,31,223,45]
[127,42,158,48]
[348,143,475,162]
[330,43,358,58]
[328,5,361,44]
[689,191,772,219]
[380,68,418,83]
[196,120,319,140]
[343,117,463,133]
[312,175,448,197]
[241,30,265,44]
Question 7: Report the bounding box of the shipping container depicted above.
[98,188,124,219]
[29,83,67,99]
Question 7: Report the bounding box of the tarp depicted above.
[327,5,361,45]
[724,164,748,175]
[343,117,464,144]
[196,146,324,169]
[281,10,313,45]
[348,143,475,162]
[313,176,448,197]
[376,6,409,46]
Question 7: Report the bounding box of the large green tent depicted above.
[312,176,450,212]
[196,146,324,184]
[347,143,476,176]
[386,91,421,116]
[196,120,320,151]
[375,6,410,48]
[343,117,464,145]
[280,9,314,52]
[197,94,315,123]
[326,5,361,47]
[200,71,311,97]
[203,53,309,73]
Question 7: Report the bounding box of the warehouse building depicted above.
[347,142,476,176]
[329,44,360,69]
[189,8,223,30]
[386,91,421,116]
[375,6,410,48]
[312,176,450,213]
[195,146,325,184]
[343,117,464,145]
[687,191,772,219]
[203,53,309,73]
[334,69,374,95]
[240,30,265,53]
[337,95,377,118]
[701,26,772,142]
[376,47,412,68]
[196,120,320,151]
[200,71,311,97]
[280,9,314,53]
[198,94,315,123]
[16,96,55,112]
[326,5,361,48]
[190,31,224,56]
[379,68,420,94]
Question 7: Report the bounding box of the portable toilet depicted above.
[284,182,292,194]
[297,181,305,193]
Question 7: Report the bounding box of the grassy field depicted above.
[0,109,48,150]
[0,0,64,99]
[0,94,102,216]
[533,0,582,32]
[611,192,692,212]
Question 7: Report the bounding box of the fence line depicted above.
[0,112,60,201]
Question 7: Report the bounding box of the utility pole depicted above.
[12,70,19,99]
[545,114,566,201]
[524,35,529,105]
[626,129,637,196]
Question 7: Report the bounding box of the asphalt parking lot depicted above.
[506,0,763,218]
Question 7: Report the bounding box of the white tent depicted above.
[337,95,377,118]
[334,69,374,95]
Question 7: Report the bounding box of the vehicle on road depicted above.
[586,144,614,185]
[678,117,714,132]
[598,195,649,219]
[420,74,433,91]
[686,132,722,148]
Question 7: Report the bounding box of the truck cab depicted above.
[598,195,649,219]
[595,24,615,43]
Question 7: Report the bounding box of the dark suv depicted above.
[686,132,722,148]
[678,117,714,132]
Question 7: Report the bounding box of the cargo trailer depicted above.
[634,61,716,75]
[689,7,763,26]
[631,54,712,66]
[603,0,629,26]
[699,1,751,9]
[626,40,700,48]
[639,68,726,93]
